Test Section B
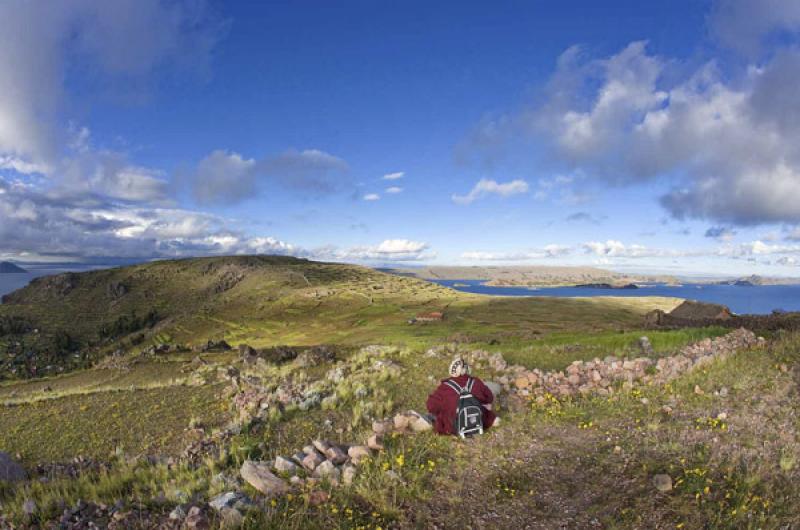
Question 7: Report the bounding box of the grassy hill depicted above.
[0,255,681,379]
[3,256,794,528]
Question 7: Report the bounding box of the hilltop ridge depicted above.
[0,261,27,273]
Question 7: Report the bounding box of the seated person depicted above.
[426,357,496,436]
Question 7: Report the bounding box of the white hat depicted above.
[449,357,470,377]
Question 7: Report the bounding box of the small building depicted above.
[412,311,444,323]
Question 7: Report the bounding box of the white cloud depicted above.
[452,178,529,205]
[461,245,572,261]
[385,186,403,194]
[529,41,800,226]
[382,172,404,180]
[363,193,380,201]
[710,0,800,56]
[316,239,433,262]
[0,0,224,171]
[191,150,257,205]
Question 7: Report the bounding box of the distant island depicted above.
[712,274,800,286]
[388,265,679,288]
[574,282,639,289]
[0,261,27,274]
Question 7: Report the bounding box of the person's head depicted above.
[449,357,470,378]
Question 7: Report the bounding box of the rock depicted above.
[219,507,244,529]
[238,344,256,357]
[694,385,705,395]
[313,460,340,481]
[372,420,392,435]
[240,460,289,498]
[169,505,187,520]
[639,336,654,355]
[348,445,371,464]
[514,376,530,389]
[185,506,210,530]
[613,445,622,454]
[342,464,357,486]
[302,452,325,471]
[312,440,331,454]
[274,456,298,475]
[367,434,384,450]
[567,374,581,386]
[209,492,241,512]
[308,490,329,506]
[0,451,27,482]
[302,445,318,455]
[653,474,673,492]
[324,446,348,465]
[484,380,502,397]
[393,414,410,431]
[409,414,432,433]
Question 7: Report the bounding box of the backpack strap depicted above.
[466,377,475,392]
[443,379,463,396]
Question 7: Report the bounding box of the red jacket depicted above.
[426,375,496,435]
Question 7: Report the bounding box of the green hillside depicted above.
[0,255,681,379]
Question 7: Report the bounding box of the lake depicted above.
[0,266,94,301]
[431,279,800,315]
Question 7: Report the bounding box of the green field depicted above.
[0,256,796,528]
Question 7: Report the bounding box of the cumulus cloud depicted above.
[0,0,224,169]
[385,186,403,194]
[452,178,529,205]
[316,239,433,262]
[710,0,800,56]
[582,240,695,259]
[187,148,350,205]
[363,193,380,201]
[191,150,257,205]
[529,40,800,226]
[382,172,404,180]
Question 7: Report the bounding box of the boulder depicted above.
[0,452,27,482]
[313,460,340,481]
[367,434,384,450]
[347,445,371,464]
[302,452,325,471]
[209,492,242,512]
[372,420,392,435]
[393,414,411,431]
[342,464,357,485]
[324,445,348,465]
[240,460,289,497]
[653,473,673,492]
[312,439,331,454]
[408,413,432,433]
[219,507,244,529]
[185,506,210,530]
[274,456,298,475]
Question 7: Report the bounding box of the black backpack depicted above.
[444,377,484,438]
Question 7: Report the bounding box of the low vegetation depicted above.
[0,256,796,528]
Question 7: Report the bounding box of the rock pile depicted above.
[500,328,760,401]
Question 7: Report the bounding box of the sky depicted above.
[3,0,800,276]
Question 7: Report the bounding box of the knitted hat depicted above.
[449,357,470,377]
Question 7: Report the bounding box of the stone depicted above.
[514,376,530,389]
[694,385,705,395]
[653,474,673,492]
[0,451,27,483]
[302,452,325,471]
[372,420,392,435]
[209,492,241,512]
[393,414,411,431]
[324,445,348,465]
[219,507,244,529]
[313,460,340,481]
[308,490,329,506]
[274,456,298,475]
[240,460,289,498]
[312,439,331,454]
[408,413,433,433]
[348,445,371,464]
[302,445,318,455]
[342,464,357,486]
[367,434,384,450]
[567,374,581,386]
[185,506,210,530]
[169,505,187,521]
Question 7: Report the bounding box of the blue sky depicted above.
[3,0,800,276]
